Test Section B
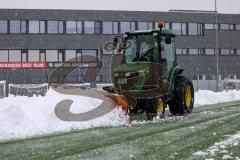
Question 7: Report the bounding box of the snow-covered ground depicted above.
[193,131,240,159]
[1,89,240,141]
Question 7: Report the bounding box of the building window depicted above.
[46,50,58,62]
[48,21,63,34]
[120,22,130,34]
[40,50,46,62]
[77,21,83,34]
[66,21,77,34]
[189,49,203,55]
[102,21,113,34]
[0,20,8,33]
[29,21,39,33]
[9,50,21,62]
[0,50,8,62]
[40,21,46,33]
[113,22,119,34]
[236,24,240,30]
[95,21,101,34]
[188,23,203,35]
[138,22,153,30]
[65,50,76,62]
[171,23,186,35]
[130,22,136,31]
[58,21,63,33]
[21,21,26,33]
[176,48,188,55]
[58,50,63,62]
[21,50,27,62]
[102,21,119,34]
[76,50,82,62]
[10,20,20,33]
[237,49,240,55]
[205,49,215,55]
[47,21,58,34]
[221,49,235,55]
[28,50,40,62]
[84,21,94,34]
[220,24,230,30]
[82,50,97,62]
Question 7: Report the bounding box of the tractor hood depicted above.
[114,62,150,73]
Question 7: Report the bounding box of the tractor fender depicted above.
[168,65,184,84]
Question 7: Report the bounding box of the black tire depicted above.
[169,76,194,115]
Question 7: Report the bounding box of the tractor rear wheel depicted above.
[169,77,194,115]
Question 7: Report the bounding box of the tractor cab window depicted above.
[161,37,175,69]
[125,35,158,63]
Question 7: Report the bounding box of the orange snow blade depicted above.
[106,94,128,113]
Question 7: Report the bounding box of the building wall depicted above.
[0,9,240,90]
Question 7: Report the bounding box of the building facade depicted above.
[0,9,240,90]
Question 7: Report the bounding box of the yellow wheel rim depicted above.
[185,85,192,108]
[156,98,164,117]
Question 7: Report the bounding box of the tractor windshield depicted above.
[124,35,159,63]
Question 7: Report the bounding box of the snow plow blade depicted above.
[105,94,128,113]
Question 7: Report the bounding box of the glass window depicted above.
[103,21,113,34]
[230,49,235,55]
[221,49,229,55]
[0,50,8,62]
[236,24,240,30]
[28,50,40,62]
[65,50,76,62]
[29,21,39,33]
[237,49,240,55]
[40,21,45,33]
[84,21,94,34]
[46,50,58,62]
[48,21,58,33]
[188,23,198,35]
[95,21,101,34]
[220,24,229,30]
[9,50,21,62]
[10,20,20,33]
[58,21,63,33]
[148,22,153,29]
[205,49,215,55]
[21,52,27,62]
[82,50,97,62]
[182,49,188,54]
[21,21,26,33]
[0,20,8,33]
[164,23,170,29]
[40,52,46,62]
[172,23,181,35]
[113,22,119,34]
[176,49,182,55]
[66,21,76,34]
[130,22,136,31]
[120,22,130,33]
[205,24,214,29]
[181,23,187,35]
[229,24,234,30]
[77,21,82,34]
[189,49,198,55]
[138,22,148,30]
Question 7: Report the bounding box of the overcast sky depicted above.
[0,0,239,14]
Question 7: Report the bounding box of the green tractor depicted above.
[104,21,194,120]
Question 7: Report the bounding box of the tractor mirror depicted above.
[165,36,172,44]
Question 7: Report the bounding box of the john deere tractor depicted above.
[104,21,194,120]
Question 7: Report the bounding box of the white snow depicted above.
[0,88,128,141]
[193,131,240,157]
[194,90,240,107]
[1,89,240,141]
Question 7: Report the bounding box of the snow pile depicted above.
[0,88,128,141]
[194,90,240,107]
[1,89,240,141]
[193,131,240,158]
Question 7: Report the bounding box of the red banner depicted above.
[0,62,48,69]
